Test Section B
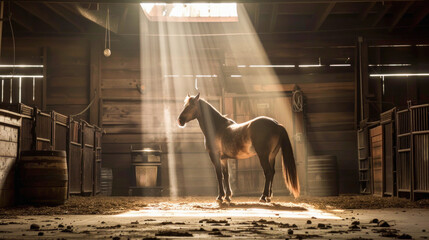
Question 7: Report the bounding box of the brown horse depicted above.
[177,93,299,203]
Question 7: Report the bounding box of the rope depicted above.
[292,89,303,112]
[104,8,110,50]
[70,90,98,117]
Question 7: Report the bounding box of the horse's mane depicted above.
[199,99,235,125]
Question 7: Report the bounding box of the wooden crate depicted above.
[0,109,22,207]
[0,103,34,151]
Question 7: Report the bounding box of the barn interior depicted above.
[0,0,429,239]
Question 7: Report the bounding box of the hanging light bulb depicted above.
[104,8,111,57]
[104,48,111,57]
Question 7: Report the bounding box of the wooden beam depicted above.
[371,3,391,27]
[409,6,429,29]
[9,4,35,32]
[269,4,278,32]
[389,1,414,32]
[42,47,47,111]
[14,2,63,32]
[359,2,375,21]
[44,3,85,32]
[0,1,3,56]
[311,2,336,31]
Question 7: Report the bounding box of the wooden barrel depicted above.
[19,150,68,205]
[307,155,339,196]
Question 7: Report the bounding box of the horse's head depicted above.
[177,93,200,128]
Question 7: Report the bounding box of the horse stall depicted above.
[1,1,429,240]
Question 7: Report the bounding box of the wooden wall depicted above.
[6,33,428,197]
[1,37,90,119]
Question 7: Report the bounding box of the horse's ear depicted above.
[195,92,200,101]
[187,93,190,97]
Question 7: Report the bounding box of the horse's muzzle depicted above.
[177,118,186,128]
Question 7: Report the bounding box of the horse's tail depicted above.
[279,125,300,198]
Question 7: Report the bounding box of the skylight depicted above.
[140,3,238,22]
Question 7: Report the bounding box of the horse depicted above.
[177,93,300,203]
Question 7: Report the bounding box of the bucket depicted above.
[307,155,339,196]
[19,150,68,205]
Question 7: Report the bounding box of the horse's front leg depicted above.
[221,159,232,204]
[209,152,225,203]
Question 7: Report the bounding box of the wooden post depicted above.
[358,37,369,121]
[0,1,4,56]
[89,39,101,126]
[42,47,47,111]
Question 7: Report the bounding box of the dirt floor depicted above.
[0,195,429,239]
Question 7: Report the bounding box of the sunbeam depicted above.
[139,3,310,198]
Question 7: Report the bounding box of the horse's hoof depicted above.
[224,198,231,206]
[259,197,267,203]
[216,198,223,204]
[266,197,271,203]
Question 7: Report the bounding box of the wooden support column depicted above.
[42,47,47,111]
[358,37,369,121]
[89,39,101,126]
[0,1,4,56]
[374,47,382,115]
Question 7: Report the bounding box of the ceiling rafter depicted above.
[14,2,63,32]
[389,1,414,32]
[311,2,336,31]
[10,6,35,32]
[409,6,429,29]
[371,2,392,27]
[44,3,85,32]
[359,2,376,21]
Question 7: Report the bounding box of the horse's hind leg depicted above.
[221,159,232,204]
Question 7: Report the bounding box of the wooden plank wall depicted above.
[1,37,90,119]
